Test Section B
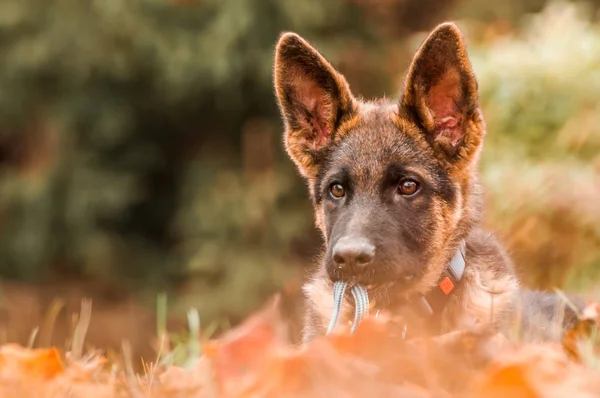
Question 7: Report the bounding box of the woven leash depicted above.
[326,281,370,335]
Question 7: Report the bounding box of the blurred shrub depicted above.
[170,158,317,323]
[463,2,600,290]
[0,0,371,286]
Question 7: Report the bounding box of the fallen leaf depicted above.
[0,344,63,380]
[467,344,600,398]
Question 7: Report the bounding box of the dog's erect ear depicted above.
[274,33,356,180]
[401,23,483,167]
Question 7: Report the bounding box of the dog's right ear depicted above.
[274,33,357,180]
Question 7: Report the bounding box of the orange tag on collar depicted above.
[439,277,454,295]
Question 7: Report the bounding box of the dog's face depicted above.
[274,23,485,304]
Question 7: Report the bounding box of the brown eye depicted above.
[329,183,345,199]
[398,179,420,196]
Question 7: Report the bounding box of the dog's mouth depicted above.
[329,263,425,317]
[328,279,418,335]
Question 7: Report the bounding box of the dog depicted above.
[273,22,584,345]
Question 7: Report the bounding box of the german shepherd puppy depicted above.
[273,23,582,344]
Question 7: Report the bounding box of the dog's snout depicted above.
[332,236,375,277]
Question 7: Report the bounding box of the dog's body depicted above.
[273,23,583,345]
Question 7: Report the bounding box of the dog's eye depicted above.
[329,183,345,199]
[398,179,420,196]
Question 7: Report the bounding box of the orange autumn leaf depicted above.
[471,361,539,398]
[0,344,63,380]
[467,344,600,398]
[204,298,287,396]
[326,312,391,352]
[203,301,413,397]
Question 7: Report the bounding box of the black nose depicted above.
[332,236,375,277]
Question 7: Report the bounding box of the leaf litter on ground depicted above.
[0,296,600,397]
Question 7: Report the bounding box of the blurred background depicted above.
[0,0,599,358]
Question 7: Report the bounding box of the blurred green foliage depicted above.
[0,0,389,323]
[0,0,598,326]
[469,2,600,291]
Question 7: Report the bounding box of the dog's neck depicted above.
[399,240,467,334]
[419,240,467,316]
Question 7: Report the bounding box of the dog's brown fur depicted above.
[274,23,582,345]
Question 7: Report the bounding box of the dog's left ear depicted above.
[401,23,483,168]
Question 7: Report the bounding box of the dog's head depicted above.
[274,23,485,303]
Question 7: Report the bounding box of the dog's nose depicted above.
[332,236,375,276]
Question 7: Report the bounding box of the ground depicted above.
[0,283,599,398]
